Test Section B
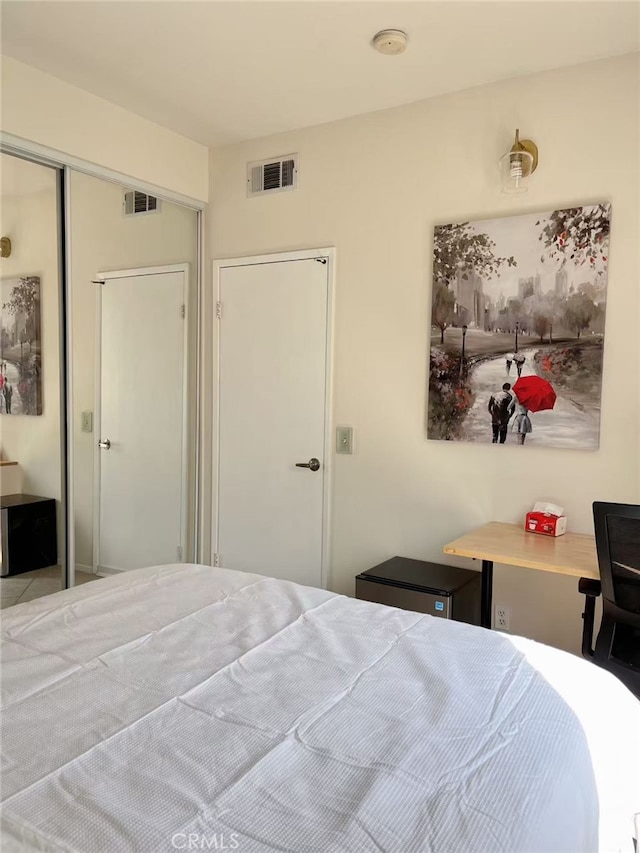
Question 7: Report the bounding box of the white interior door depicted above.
[96,267,187,573]
[216,252,331,587]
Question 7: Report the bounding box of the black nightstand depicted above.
[1,494,58,577]
[356,556,481,625]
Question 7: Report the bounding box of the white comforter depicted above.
[1,564,638,853]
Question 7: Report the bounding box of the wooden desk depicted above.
[443,522,598,629]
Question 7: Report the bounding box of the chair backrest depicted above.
[592,502,640,615]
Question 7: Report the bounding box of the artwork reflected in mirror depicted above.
[427,204,610,450]
[1,275,42,415]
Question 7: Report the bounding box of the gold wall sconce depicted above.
[0,237,12,258]
[500,129,538,194]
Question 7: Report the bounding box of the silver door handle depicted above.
[98,439,111,450]
[295,457,320,471]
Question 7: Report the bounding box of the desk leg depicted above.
[481,560,493,629]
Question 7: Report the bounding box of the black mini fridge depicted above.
[356,556,481,625]
[1,494,57,577]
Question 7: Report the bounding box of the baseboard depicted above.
[75,562,123,578]
[95,565,125,577]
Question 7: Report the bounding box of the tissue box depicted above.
[525,511,567,537]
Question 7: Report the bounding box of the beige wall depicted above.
[208,53,640,654]
[1,56,209,203]
[69,171,198,568]
[0,155,62,518]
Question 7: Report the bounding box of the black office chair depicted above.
[580,502,640,698]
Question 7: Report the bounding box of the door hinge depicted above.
[92,279,105,285]
[315,258,327,264]
[177,544,183,560]
[180,304,185,319]
[216,301,222,320]
[213,553,220,567]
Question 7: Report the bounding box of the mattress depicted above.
[1,563,638,853]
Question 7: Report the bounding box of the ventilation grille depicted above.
[247,155,298,197]
[123,190,159,216]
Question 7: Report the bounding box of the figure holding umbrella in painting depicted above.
[488,382,515,444]
[514,353,527,377]
[512,376,557,445]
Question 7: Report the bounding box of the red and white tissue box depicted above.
[525,502,567,537]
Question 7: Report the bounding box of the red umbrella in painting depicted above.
[513,376,557,412]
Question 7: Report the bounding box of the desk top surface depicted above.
[443,521,599,579]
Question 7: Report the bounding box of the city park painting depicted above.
[427,204,610,450]
[1,276,42,416]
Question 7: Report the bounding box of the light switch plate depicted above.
[336,426,353,454]
[81,411,93,433]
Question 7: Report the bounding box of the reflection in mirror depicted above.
[0,153,67,605]
[69,171,198,581]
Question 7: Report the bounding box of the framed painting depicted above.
[427,204,610,450]
[1,275,43,416]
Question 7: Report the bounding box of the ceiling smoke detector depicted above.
[372,29,408,55]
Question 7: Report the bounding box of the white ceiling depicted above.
[1,1,639,147]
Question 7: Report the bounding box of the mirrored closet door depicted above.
[0,153,67,605]
[68,171,199,581]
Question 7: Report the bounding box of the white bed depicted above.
[1,563,638,852]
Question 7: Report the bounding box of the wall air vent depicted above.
[123,190,160,216]
[247,155,298,197]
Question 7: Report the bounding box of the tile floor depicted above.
[0,566,99,609]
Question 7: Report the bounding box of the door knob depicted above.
[295,457,320,471]
[98,439,111,450]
